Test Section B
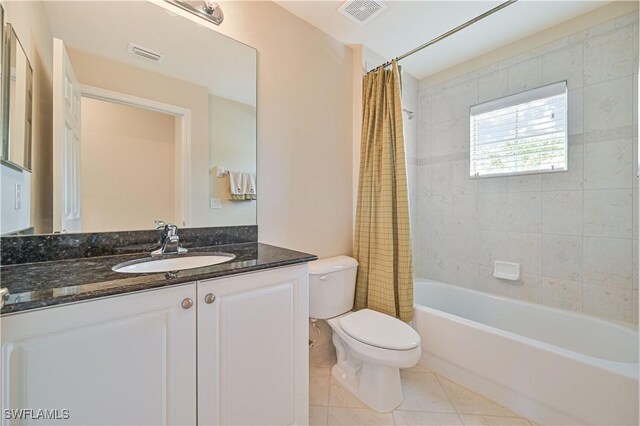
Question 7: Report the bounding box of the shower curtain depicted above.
[353,60,414,322]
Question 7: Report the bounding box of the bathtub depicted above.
[412,278,639,426]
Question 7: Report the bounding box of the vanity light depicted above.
[165,0,224,26]
[202,0,222,18]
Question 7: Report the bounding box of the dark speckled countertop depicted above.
[0,243,316,315]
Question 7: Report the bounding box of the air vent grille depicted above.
[338,0,387,26]
[127,43,166,64]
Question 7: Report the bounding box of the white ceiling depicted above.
[42,1,257,106]
[276,0,609,80]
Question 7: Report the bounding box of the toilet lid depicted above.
[339,309,421,350]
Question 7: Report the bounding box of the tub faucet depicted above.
[152,222,188,256]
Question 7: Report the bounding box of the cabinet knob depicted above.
[204,293,216,304]
[181,298,194,309]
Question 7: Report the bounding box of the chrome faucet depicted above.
[152,221,188,256]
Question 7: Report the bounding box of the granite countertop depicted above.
[0,243,317,315]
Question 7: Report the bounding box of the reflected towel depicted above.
[228,171,245,200]
[245,173,257,200]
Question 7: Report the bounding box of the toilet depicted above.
[309,256,422,413]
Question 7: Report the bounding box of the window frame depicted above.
[469,80,569,179]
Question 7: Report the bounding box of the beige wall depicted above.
[80,98,176,232]
[209,94,257,226]
[181,1,354,258]
[3,0,54,233]
[67,47,211,229]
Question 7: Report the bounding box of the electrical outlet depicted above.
[14,184,21,210]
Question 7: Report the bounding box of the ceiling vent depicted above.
[127,43,166,64]
[338,0,387,26]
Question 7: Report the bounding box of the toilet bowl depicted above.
[327,309,421,412]
[308,256,421,413]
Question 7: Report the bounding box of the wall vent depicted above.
[127,43,166,64]
[338,0,387,26]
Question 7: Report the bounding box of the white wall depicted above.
[414,4,639,323]
[0,166,30,234]
[208,94,257,226]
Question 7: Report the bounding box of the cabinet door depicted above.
[198,265,309,425]
[1,283,197,426]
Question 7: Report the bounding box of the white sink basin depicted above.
[112,254,235,274]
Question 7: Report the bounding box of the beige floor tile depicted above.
[329,375,368,408]
[310,367,330,406]
[437,376,517,417]
[459,414,531,425]
[398,372,457,413]
[310,366,331,377]
[310,342,336,368]
[310,405,329,425]
[394,410,464,425]
[309,363,532,425]
[327,407,394,425]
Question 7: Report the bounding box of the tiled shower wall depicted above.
[413,11,639,323]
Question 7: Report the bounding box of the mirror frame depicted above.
[1,22,33,173]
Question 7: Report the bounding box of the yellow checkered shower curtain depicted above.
[354,61,414,322]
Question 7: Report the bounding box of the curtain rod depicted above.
[368,0,518,74]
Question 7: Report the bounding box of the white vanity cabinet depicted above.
[1,264,309,426]
[1,282,198,426]
[197,264,309,425]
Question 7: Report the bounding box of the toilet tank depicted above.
[309,256,359,319]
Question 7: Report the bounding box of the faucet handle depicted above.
[151,222,187,256]
[154,220,167,230]
[165,224,178,237]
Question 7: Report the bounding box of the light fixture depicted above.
[164,0,224,26]
[201,0,223,23]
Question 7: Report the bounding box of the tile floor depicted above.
[309,361,533,426]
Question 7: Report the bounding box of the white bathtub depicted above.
[412,278,639,425]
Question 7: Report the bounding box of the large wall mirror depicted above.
[0,0,257,236]
[2,23,33,172]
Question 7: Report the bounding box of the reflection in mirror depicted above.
[0,3,3,161]
[3,23,33,172]
[0,1,257,236]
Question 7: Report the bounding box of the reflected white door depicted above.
[53,38,81,233]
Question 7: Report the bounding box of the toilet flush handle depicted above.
[319,275,328,281]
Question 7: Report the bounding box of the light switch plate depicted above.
[210,198,221,209]
[14,184,21,210]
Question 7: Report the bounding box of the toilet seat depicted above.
[339,309,421,350]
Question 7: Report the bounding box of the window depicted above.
[470,81,568,178]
